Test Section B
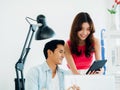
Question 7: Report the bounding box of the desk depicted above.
[64,75,115,90]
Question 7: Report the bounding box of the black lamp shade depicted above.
[35,25,55,40]
[35,14,55,40]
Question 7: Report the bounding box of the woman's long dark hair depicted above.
[69,12,95,57]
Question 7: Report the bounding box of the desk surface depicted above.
[64,75,116,90]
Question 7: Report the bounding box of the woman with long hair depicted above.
[65,12,102,75]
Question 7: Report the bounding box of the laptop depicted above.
[64,75,115,90]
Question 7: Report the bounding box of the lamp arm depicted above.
[15,24,35,90]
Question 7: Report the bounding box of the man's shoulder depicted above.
[28,62,49,73]
[57,67,72,75]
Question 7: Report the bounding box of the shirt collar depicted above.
[42,61,64,73]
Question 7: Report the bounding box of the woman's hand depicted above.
[87,68,104,75]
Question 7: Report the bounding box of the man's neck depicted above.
[46,60,57,78]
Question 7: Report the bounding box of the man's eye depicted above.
[59,51,62,53]
[59,50,64,53]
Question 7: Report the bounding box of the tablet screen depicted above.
[86,60,107,74]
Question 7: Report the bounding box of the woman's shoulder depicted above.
[66,40,70,44]
[65,40,70,47]
[93,37,100,44]
[93,36,100,50]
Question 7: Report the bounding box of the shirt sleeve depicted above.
[25,67,39,90]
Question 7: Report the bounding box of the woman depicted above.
[65,12,102,75]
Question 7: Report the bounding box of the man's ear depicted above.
[47,49,53,56]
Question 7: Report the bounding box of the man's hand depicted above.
[67,84,80,90]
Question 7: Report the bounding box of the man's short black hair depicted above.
[43,39,65,59]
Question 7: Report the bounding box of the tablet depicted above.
[86,60,107,74]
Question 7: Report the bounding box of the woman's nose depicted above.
[82,29,87,34]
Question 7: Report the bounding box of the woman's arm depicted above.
[91,37,104,75]
[94,37,101,60]
[64,42,80,74]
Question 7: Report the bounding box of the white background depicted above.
[0,0,114,90]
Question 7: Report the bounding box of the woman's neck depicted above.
[79,40,85,46]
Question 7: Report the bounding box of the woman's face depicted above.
[77,22,90,41]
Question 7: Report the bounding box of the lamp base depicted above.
[14,78,25,90]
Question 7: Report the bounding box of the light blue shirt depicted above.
[25,61,70,90]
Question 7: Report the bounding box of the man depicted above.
[25,39,70,90]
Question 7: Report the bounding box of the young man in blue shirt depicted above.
[25,39,71,90]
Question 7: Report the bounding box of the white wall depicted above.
[0,0,110,90]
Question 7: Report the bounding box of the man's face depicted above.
[51,44,65,65]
